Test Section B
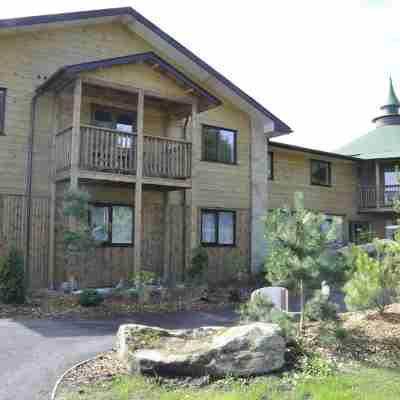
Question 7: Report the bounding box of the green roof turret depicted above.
[381,77,400,115]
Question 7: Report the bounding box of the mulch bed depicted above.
[0,287,250,320]
[304,304,400,369]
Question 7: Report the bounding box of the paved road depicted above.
[0,310,236,400]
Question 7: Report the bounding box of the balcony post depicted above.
[134,89,145,279]
[376,161,380,208]
[70,78,82,188]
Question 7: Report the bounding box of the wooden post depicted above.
[134,89,145,278]
[376,161,380,208]
[48,93,59,289]
[188,102,198,267]
[70,78,82,188]
[162,191,170,284]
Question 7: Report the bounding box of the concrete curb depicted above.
[51,353,109,400]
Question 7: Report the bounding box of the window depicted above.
[202,125,236,164]
[89,204,133,246]
[311,159,331,186]
[321,215,344,245]
[92,105,137,147]
[268,152,274,180]
[0,88,6,134]
[349,221,372,244]
[201,210,235,246]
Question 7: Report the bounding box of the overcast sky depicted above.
[2,0,398,150]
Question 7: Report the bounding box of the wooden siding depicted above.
[268,145,359,241]
[0,193,49,289]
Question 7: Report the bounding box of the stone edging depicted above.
[51,353,109,400]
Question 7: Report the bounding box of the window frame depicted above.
[201,124,238,165]
[88,203,134,247]
[349,221,372,244]
[310,159,332,187]
[0,88,7,135]
[268,151,274,180]
[200,209,236,247]
[91,104,137,133]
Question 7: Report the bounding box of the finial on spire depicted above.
[381,77,400,114]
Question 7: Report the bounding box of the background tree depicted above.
[264,192,339,332]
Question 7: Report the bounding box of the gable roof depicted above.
[37,52,221,112]
[0,7,292,134]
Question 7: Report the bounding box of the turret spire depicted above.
[381,77,400,115]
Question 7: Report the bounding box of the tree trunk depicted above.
[299,279,305,335]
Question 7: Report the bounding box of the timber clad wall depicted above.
[268,145,359,241]
[0,21,253,286]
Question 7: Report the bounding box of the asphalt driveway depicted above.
[0,310,236,400]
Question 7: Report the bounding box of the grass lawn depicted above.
[57,367,400,400]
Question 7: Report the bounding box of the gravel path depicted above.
[0,310,235,400]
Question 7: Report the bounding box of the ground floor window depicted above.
[201,209,236,246]
[349,221,372,243]
[385,220,400,240]
[89,204,133,246]
[321,214,344,245]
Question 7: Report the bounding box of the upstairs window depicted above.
[201,209,236,246]
[268,152,274,180]
[89,204,133,246]
[0,88,6,134]
[202,125,237,164]
[311,159,331,186]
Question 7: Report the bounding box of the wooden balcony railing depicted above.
[55,127,72,172]
[358,185,400,209]
[55,124,192,180]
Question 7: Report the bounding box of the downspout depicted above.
[24,90,41,289]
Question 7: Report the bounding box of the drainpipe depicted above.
[24,91,41,289]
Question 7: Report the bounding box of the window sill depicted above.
[201,243,236,248]
[201,159,239,166]
[311,182,332,188]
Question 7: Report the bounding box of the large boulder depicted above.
[116,323,285,377]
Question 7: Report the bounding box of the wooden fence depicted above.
[0,193,50,289]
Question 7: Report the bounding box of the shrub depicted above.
[222,249,248,281]
[297,353,336,380]
[304,291,339,322]
[334,326,347,340]
[238,294,296,339]
[344,239,400,313]
[79,289,104,307]
[187,246,208,284]
[130,271,157,288]
[0,245,25,304]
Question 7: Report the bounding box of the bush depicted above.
[344,239,400,313]
[0,246,25,304]
[222,249,248,281]
[187,246,208,284]
[304,291,339,322]
[79,289,104,307]
[238,294,296,339]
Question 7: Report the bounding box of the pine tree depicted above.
[264,192,338,332]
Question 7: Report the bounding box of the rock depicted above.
[116,323,285,377]
[250,287,289,311]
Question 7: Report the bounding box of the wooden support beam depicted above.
[376,161,380,208]
[70,78,82,188]
[134,89,145,279]
[48,93,59,290]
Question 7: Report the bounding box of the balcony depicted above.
[55,125,192,184]
[358,185,400,210]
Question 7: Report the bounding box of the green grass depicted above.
[57,368,400,400]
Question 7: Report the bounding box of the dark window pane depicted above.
[89,206,109,242]
[0,89,6,133]
[218,212,234,245]
[201,211,217,243]
[218,130,235,163]
[112,206,133,244]
[94,110,113,129]
[116,113,136,133]
[311,160,331,185]
[203,128,218,161]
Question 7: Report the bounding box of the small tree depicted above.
[0,245,25,304]
[264,192,338,332]
[344,239,400,313]
[62,187,98,287]
[186,246,208,285]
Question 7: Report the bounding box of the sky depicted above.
[1,0,399,151]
